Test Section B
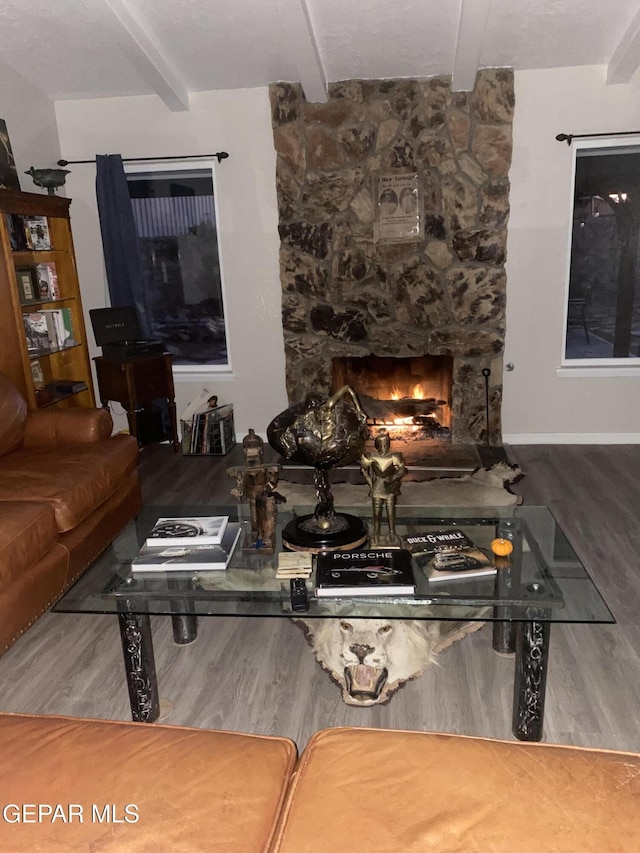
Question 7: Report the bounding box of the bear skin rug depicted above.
[294,614,487,706]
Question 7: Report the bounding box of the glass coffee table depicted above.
[53,503,614,742]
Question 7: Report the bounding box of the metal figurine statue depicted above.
[267,386,370,551]
[227,429,282,554]
[24,166,70,195]
[360,428,407,547]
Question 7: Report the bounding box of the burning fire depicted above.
[390,384,425,401]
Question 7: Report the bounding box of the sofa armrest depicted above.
[23,406,114,449]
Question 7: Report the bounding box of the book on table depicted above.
[145,515,229,547]
[315,548,416,597]
[401,529,496,583]
[132,522,242,572]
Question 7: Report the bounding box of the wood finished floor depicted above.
[1,442,639,753]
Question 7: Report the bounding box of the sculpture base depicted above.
[282,513,368,554]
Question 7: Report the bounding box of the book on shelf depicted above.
[52,379,88,394]
[6,214,29,250]
[35,262,59,299]
[145,515,229,547]
[132,522,242,572]
[24,216,51,250]
[401,529,496,583]
[30,359,45,390]
[315,548,416,597]
[22,311,51,352]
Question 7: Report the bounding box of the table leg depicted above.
[168,578,198,644]
[167,398,180,452]
[117,608,160,723]
[512,619,551,742]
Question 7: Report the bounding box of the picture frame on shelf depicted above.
[15,267,37,304]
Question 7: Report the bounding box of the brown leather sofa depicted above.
[0,371,141,653]
[1,714,639,852]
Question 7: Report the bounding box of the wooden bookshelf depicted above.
[0,189,95,409]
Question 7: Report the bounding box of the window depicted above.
[125,161,229,368]
[563,137,640,365]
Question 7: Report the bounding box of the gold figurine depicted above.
[360,429,407,547]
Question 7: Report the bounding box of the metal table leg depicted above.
[512,619,551,742]
[117,605,160,723]
[168,578,198,644]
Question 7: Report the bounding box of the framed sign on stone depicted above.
[374,171,423,244]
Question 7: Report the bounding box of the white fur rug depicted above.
[276,461,523,508]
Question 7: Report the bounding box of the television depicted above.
[89,306,141,346]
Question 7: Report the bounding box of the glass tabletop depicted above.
[52,504,614,623]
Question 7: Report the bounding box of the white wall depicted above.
[0,59,60,193]
[54,88,287,439]
[504,65,640,443]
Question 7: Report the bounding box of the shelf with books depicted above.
[0,188,95,409]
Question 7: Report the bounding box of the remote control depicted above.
[290,578,309,612]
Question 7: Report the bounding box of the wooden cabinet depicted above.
[0,189,95,409]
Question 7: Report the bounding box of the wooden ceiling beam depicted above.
[102,0,190,111]
[607,7,640,85]
[272,0,327,103]
[452,0,492,92]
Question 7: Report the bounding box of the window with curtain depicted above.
[563,137,640,365]
[125,161,229,368]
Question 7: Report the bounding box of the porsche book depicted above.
[315,549,416,597]
[132,522,242,572]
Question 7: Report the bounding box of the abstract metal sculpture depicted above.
[267,386,369,551]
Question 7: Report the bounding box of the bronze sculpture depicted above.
[267,386,369,551]
[227,429,282,554]
[360,428,407,547]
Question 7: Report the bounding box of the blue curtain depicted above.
[95,154,152,338]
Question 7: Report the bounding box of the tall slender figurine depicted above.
[360,429,407,547]
[227,429,282,554]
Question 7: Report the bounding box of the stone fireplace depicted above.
[269,69,513,445]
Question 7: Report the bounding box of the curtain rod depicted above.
[57,152,229,166]
[556,132,640,145]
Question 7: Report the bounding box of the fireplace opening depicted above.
[332,355,453,443]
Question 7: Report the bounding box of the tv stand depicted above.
[93,353,179,451]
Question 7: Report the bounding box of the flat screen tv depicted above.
[89,306,141,346]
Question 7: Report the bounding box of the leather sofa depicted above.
[0,371,141,653]
[1,713,638,852]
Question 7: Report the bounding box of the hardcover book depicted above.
[401,529,496,583]
[24,216,51,250]
[36,262,59,299]
[315,548,416,597]
[132,522,242,572]
[145,515,229,547]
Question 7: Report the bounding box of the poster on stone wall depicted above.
[374,171,423,244]
[0,119,20,191]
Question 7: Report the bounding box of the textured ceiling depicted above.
[0,0,638,108]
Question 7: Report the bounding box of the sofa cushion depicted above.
[0,372,27,457]
[0,436,139,532]
[0,502,58,584]
[272,727,640,852]
[0,713,297,852]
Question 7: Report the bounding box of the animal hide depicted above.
[295,613,487,706]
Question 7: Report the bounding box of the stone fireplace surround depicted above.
[269,69,513,445]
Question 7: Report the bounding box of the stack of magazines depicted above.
[132,515,242,572]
